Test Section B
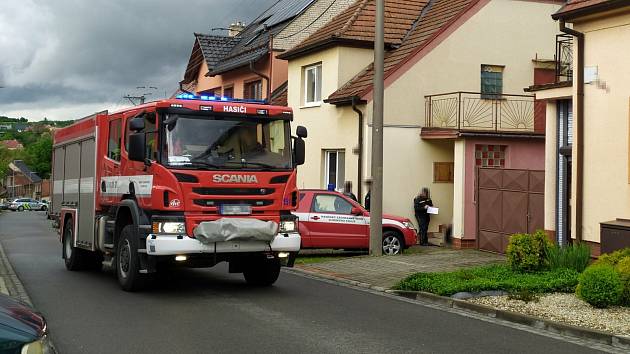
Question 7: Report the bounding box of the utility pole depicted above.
[123,86,157,106]
[369,0,384,256]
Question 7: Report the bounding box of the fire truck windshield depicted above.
[163,114,292,170]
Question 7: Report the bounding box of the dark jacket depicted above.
[364,190,371,211]
[414,196,433,218]
[344,192,358,202]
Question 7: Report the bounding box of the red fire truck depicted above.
[51,94,307,291]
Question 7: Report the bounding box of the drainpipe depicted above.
[352,97,364,201]
[560,19,584,243]
[249,61,271,101]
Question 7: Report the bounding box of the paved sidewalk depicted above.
[0,241,32,304]
[295,247,504,289]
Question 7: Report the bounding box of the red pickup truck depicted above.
[295,190,417,255]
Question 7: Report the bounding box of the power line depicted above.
[275,0,339,40]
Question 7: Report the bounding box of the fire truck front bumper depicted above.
[145,232,301,257]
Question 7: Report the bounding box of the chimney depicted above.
[229,21,245,37]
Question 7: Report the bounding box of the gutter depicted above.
[559,19,584,243]
[352,97,364,200]
[249,61,271,101]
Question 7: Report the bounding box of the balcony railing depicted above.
[424,92,536,132]
[556,34,573,83]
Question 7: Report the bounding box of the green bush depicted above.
[545,242,591,273]
[507,230,551,272]
[576,265,623,308]
[395,264,578,296]
[615,257,630,306]
[595,248,630,267]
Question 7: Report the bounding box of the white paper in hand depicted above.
[427,207,439,215]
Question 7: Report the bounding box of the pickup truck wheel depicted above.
[243,257,280,286]
[17,206,23,212]
[63,219,87,271]
[41,205,47,211]
[382,231,403,255]
[116,225,147,292]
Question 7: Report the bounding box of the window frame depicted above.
[324,149,345,190]
[303,63,322,107]
[481,64,504,99]
[223,85,234,98]
[433,162,454,183]
[244,79,263,100]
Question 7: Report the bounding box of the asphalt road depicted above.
[0,211,604,354]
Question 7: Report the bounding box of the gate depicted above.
[477,168,544,253]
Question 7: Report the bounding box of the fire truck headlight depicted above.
[155,222,186,234]
[279,220,297,233]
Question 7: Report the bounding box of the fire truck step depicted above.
[104,243,115,249]
[102,258,114,268]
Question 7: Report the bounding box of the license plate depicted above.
[220,204,252,215]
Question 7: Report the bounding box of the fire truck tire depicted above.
[243,256,281,286]
[116,225,148,292]
[63,218,90,271]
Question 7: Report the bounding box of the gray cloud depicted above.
[0,0,277,119]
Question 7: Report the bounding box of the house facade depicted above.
[179,0,355,105]
[280,0,563,250]
[528,0,630,255]
[3,160,43,200]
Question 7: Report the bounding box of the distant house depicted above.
[3,160,43,199]
[0,123,12,130]
[0,139,24,150]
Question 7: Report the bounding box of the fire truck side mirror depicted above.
[293,137,305,166]
[296,125,308,138]
[128,133,146,162]
[129,116,145,131]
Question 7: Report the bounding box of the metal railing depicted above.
[555,34,573,83]
[424,92,536,132]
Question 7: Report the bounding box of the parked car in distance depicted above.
[8,198,48,212]
[0,293,56,353]
[0,200,10,210]
[295,190,417,255]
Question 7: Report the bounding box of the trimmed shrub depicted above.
[507,230,551,272]
[576,265,623,308]
[545,242,591,273]
[615,257,630,306]
[595,248,630,267]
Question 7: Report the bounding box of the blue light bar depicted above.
[175,93,267,105]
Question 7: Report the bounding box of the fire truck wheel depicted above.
[116,225,147,292]
[63,218,89,271]
[243,256,281,286]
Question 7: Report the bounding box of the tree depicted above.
[23,134,52,179]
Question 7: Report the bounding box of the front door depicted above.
[307,193,368,249]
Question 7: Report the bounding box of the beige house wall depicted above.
[570,11,630,243]
[544,101,557,232]
[288,46,374,191]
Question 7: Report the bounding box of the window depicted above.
[244,80,263,100]
[223,86,234,98]
[475,145,506,167]
[324,150,345,190]
[107,119,122,161]
[434,162,454,183]
[481,65,504,98]
[125,113,157,160]
[304,64,322,105]
[199,87,220,97]
[313,194,353,214]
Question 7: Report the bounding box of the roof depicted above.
[0,139,23,149]
[327,0,478,104]
[279,0,430,60]
[270,81,288,106]
[10,160,42,183]
[182,34,239,84]
[553,0,629,20]
[200,0,314,76]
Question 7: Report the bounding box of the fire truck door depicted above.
[102,118,123,204]
[77,139,96,250]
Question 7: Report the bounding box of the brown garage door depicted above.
[477,168,544,254]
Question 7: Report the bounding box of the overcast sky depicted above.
[0,0,276,121]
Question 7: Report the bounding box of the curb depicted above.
[392,290,630,351]
[287,267,629,351]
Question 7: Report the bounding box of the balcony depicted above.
[423,92,538,137]
[555,34,573,83]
